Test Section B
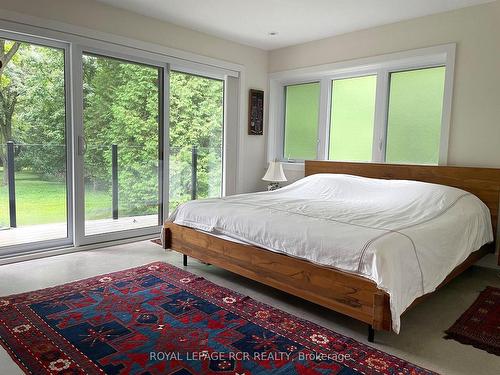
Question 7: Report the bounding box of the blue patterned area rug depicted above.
[0,262,436,374]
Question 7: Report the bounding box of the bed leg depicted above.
[183,254,188,267]
[368,325,375,343]
[162,227,171,249]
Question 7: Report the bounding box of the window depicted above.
[82,53,162,236]
[329,75,377,161]
[283,82,320,160]
[386,67,446,164]
[272,44,454,165]
[169,71,224,213]
[0,36,69,248]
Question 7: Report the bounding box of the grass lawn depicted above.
[0,169,111,228]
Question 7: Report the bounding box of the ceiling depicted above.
[96,0,493,50]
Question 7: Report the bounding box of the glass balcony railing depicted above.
[0,142,67,230]
[0,142,222,231]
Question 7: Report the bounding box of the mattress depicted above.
[168,173,493,332]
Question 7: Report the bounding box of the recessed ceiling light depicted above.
[268,31,279,36]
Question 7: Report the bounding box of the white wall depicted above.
[270,0,500,184]
[0,0,269,193]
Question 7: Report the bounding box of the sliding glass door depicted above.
[0,32,72,253]
[0,30,228,253]
[75,50,166,244]
[169,71,224,214]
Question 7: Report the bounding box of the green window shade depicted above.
[386,67,446,164]
[329,75,377,161]
[284,82,320,160]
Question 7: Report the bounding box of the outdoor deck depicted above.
[0,214,159,247]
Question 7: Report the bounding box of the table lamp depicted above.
[262,160,287,191]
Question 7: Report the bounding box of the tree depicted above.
[15,45,66,180]
[169,71,223,210]
[1,42,224,219]
[80,55,159,215]
[81,58,224,216]
[0,39,20,184]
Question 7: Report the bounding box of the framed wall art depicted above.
[248,89,264,135]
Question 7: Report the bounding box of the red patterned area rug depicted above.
[0,262,437,374]
[444,286,500,355]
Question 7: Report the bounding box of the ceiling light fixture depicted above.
[268,31,279,36]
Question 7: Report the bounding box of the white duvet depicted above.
[169,174,493,332]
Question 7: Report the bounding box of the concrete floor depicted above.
[0,240,499,374]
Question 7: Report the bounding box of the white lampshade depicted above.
[262,161,287,182]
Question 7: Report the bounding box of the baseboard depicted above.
[0,234,158,266]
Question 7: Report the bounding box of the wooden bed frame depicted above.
[162,161,500,342]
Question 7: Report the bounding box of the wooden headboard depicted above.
[305,161,500,248]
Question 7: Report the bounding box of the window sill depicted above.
[281,162,305,171]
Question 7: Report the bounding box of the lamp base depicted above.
[267,182,280,191]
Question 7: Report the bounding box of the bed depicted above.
[162,161,500,341]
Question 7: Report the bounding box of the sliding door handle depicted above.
[77,136,86,155]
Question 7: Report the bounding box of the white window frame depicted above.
[268,44,456,167]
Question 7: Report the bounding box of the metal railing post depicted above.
[112,144,118,220]
[191,146,198,200]
[7,141,16,228]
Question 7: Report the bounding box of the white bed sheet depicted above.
[169,174,493,332]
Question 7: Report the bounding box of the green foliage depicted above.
[83,55,161,216]
[169,71,223,211]
[0,40,224,225]
[14,45,66,179]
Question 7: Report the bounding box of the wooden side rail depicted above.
[163,223,393,334]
